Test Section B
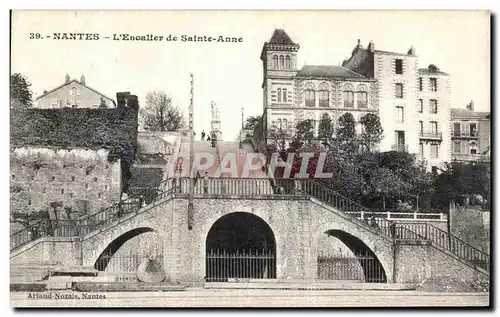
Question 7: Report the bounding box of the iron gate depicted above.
[206,249,276,282]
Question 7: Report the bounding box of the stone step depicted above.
[73,282,187,292]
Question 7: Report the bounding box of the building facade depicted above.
[35,74,116,109]
[260,30,378,148]
[451,101,490,163]
[259,29,451,170]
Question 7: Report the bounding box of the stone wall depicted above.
[450,206,489,253]
[10,147,121,218]
[10,237,82,266]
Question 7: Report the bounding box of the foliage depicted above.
[433,162,491,208]
[244,116,261,130]
[10,104,139,192]
[10,73,33,108]
[140,90,186,131]
[335,112,357,156]
[295,119,315,143]
[129,167,164,189]
[359,113,384,152]
[318,113,334,143]
[267,121,293,153]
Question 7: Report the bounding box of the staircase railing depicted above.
[10,179,180,251]
[395,222,490,271]
[299,179,393,237]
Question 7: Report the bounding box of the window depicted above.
[61,189,64,194]
[430,121,438,134]
[283,88,287,103]
[319,83,329,107]
[71,176,75,181]
[357,92,368,108]
[104,185,108,190]
[430,100,438,114]
[279,55,284,69]
[469,123,478,137]
[396,106,404,123]
[277,88,282,102]
[418,99,423,113]
[395,59,403,74]
[453,141,461,153]
[305,89,315,107]
[285,55,291,69]
[395,83,404,98]
[343,91,354,107]
[419,121,423,135]
[430,78,437,92]
[431,144,439,158]
[98,193,101,199]
[419,77,423,91]
[71,87,76,95]
[273,55,278,69]
[419,143,424,157]
[431,166,438,174]
[470,148,477,155]
[85,184,88,189]
[453,123,461,136]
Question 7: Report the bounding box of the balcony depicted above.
[452,153,490,163]
[391,144,408,152]
[419,132,442,140]
[452,131,479,139]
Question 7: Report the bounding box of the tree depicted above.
[10,73,33,108]
[140,91,186,131]
[267,121,292,154]
[244,116,261,130]
[295,119,315,143]
[318,113,334,145]
[360,113,383,152]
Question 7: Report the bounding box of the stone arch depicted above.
[304,82,316,90]
[343,83,354,91]
[319,82,330,91]
[311,221,392,283]
[356,84,368,92]
[205,212,277,280]
[93,226,156,271]
[199,209,281,280]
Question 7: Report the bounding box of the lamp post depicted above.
[188,73,194,230]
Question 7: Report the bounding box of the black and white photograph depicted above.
[8,10,491,308]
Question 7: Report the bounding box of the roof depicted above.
[419,68,449,76]
[268,29,296,45]
[451,108,490,119]
[36,79,116,104]
[297,65,369,79]
[373,49,413,57]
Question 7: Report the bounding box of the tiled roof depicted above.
[297,65,368,79]
[268,29,296,45]
[36,79,116,104]
[451,108,490,119]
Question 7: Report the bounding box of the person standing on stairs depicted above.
[201,130,206,141]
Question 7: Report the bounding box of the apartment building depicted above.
[451,101,490,163]
[258,29,452,170]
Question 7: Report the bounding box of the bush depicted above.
[10,106,139,191]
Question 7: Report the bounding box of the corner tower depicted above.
[260,29,300,112]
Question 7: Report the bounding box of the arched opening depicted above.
[94,227,159,272]
[205,212,276,281]
[318,229,387,283]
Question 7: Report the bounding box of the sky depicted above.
[11,10,490,140]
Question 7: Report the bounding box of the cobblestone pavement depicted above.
[11,288,490,308]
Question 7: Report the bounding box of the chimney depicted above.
[356,39,362,49]
[466,100,475,112]
[407,46,416,56]
[80,74,86,85]
[65,73,70,83]
[368,41,375,53]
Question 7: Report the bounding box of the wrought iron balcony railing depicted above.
[419,132,442,140]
